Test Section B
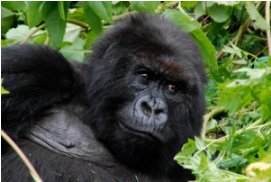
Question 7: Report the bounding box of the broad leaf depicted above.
[1,7,15,34]
[191,28,218,69]
[63,23,81,43]
[1,1,26,11]
[60,38,86,62]
[45,5,66,48]
[83,2,103,33]
[6,25,45,45]
[26,1,47,28]
[162,9,201,32]
[208,4,232,23]
[130,1,160,13]
[88,1,113,24]
[57,1,70,20]
[245,2,270,30]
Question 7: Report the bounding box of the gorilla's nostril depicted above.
[155,109,164,115]
[141,102,152,116]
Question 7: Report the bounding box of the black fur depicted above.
[1,13,206,182]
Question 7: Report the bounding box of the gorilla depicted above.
[1,13,207,182]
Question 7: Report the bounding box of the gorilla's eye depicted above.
[140,73,149,80]
[167,84,177,92]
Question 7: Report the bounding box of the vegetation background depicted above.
[1,1,271,181]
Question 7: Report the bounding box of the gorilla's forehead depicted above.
[134,51,193,79]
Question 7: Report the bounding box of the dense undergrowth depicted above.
[1,1,271,182]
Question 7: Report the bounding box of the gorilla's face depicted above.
[87,50,204,172]
[116,53,195,143]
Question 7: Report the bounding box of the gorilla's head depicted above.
[86,13,206,174]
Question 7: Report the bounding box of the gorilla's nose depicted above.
[136,95,168,127]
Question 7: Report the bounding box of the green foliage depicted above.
[1,6,15,34]
[87,1,113,24]
[82,2,102,33]
[218,67,271,119]
[1,1,26,11]
[59,38,86,62]
[1,79,9,95]
[245,2,270,30]
[130,1,160,13]
[162,9,217,70]
[174,137,249,181]
[45,3,67,48]
[1,1,271,181]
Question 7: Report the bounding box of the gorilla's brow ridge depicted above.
[135,52,191,80]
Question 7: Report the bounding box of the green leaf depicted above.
[205,119,217,133]
[233,130,257,149]
[220,156,248,168]
[26,1,47,28]
[63,23,81,43]
[1,40,7,47]
[260,86,271,121]
[112,1,129,15]
[162,9,217,69]
[130,1,160,13]
[191,28,218,69]
[1,79,9,95]
[57,1,70,20]
[181,1,198,8]
[216,1,240,6]
[268,57,271,67]
[5,25,45,45]
[233,68,267,80]
[218,85,253,114]
[194,1,206,19]
[195,137,205,150]
[162,9,201,32]
[175,139,197,159]
[67,8,86,22]
[88,1,113,24]
[1,1,26,11]
[224,121,236,156]
[245,2,270,31]
[258,146,267,160]
[59,38,86,62]
[45,5,66,48]
[1,7,15,34]
[83,2,103,33]
[208,4,232,23]
[206,1,215,7]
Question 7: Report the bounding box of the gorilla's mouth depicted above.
[118,119,164,143]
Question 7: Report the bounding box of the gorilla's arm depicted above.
[1,45,81,139]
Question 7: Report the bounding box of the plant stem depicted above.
[20,24,46,44]
[1,129,43,182]
[44,36,50,45]
[67,19,90,30]
[265,1,271,56]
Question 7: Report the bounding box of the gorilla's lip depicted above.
[118,120,163,143]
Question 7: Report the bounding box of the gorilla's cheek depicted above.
[116,95,171,142]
